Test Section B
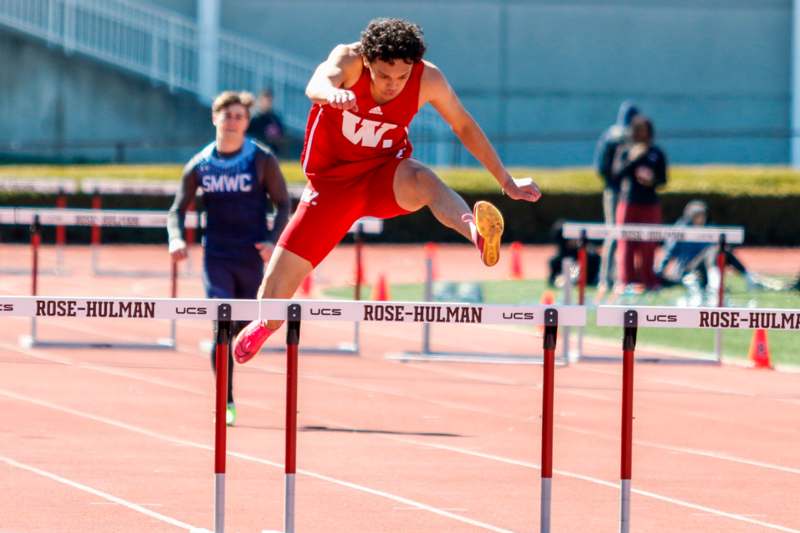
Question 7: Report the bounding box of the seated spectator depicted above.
[547,219,601,287]
[656,200,780,292]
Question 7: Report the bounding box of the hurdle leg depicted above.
[540,308,558,533]
[213,304,232,533]
[284,304,302,533]
[28,216,42,346]
[90,192,102,275]
[713,235,728,362]
[620,310,638,533]
[169,260,178,346]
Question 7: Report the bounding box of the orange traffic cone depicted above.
[748,329,772,369]
[537,290,556,335]
[299,273,313,297]
[510,241,523,279]
[372,273,390,301]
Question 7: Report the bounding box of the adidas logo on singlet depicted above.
[300,186,319,206]
[368,106,383,115]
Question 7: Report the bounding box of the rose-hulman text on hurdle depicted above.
[0,296,584,533]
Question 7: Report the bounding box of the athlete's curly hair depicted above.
[359,18,426,64]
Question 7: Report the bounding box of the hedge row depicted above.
[1,191,797,246]
[4,163,800,196]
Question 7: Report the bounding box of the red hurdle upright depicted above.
[213,304,232,533]
[620,310,638,533]
[284,304,302,533]
[30,216,41,297]
[540,308,559,533]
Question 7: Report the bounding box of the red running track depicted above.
[0,243,799,532]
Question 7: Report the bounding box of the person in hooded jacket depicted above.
[593,101,639,295]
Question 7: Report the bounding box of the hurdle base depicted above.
[577,353,720,365]
[199,339,359,355]
[21,335,176,350]
[386,351,568,365]
[92,268,194,279]
[266,342,358,355]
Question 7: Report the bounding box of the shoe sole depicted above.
[474,201,504,267]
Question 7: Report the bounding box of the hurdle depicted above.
[79,179,307,277]
[386,252,569,364]
[562,222,745,364]
[11,210,180,350]
[0,206,202,278]
[80,183,197,277]
[0,295,586,533]
[595,304,800,533]
[0,179,78,275]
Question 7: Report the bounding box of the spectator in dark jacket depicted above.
[593,101,639,293]
[613,115,667,290]
[247,89,286,155]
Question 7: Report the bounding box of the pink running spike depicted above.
[233,320,273,364]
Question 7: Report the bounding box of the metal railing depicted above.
[0,0,455,165]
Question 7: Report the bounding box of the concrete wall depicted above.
[1,0,793,166]
[216,0,792,166]
[0,30,213,163]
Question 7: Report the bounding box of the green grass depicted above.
[325,277,800,365]
[4,163,800,195]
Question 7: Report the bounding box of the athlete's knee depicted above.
[404,162,441,205]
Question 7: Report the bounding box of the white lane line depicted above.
[7,334,799,476]
[0,455,202,531]
[557,423,800,476]
[0,388,512,533]
[5,336,799,477]
[390,438,800,533]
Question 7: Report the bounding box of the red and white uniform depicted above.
[279,61,425,266]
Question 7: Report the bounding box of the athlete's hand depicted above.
[327,89,358,112]
[635,166,655,186]
[169,238,188,261]
[502,177,542,202]
[627,142,648,161]
[255,241,275,263]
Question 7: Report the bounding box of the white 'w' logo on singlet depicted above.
[341,110,398,148]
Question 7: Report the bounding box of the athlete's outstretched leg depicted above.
[392,158,504,266]
[232,247,312,363]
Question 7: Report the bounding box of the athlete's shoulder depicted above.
[183,141,215,174]
[250,138,277,160]
[328,42,362,63]
[419,60,450,103]
[420,59,447,87]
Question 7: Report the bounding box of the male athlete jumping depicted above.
[234,18,542,361]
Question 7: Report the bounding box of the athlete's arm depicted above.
[255,152,291,261]
[305,44,363,110]
[166,163,200,261]
[422,62,541,202]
